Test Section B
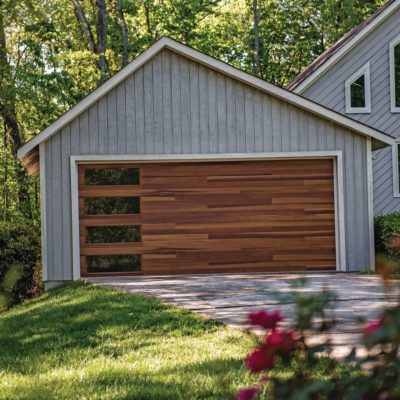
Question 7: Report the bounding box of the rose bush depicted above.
[236,278,400,400]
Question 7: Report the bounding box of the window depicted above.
[85,167,139,186]
[390,36,400,112]
[86,225,141,244]
[84,197,140,215]
[393,142,400,197]
[87,254,141,273]
[345,63,371,114]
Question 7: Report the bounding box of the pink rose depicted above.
[235,387,260,400]
[248,310,283,329]
[265,329,297,354]
[245,347,275,372]
[363,316,386,337]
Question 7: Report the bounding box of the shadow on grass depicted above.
[0,282,224,374]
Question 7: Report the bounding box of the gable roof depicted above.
[288,0,400,93]
[18,37,394,174]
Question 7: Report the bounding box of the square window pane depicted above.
[350,75,366,108]
[85,197,140,215]
[87,254,141,273]
[85,168,139,186]
[86,226,141,244]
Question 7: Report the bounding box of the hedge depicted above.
[375,212,400,259]
[0,220,42,309]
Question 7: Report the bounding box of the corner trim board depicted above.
[39,142,48,281]
[367,138,376,270]
[69,151,347,277]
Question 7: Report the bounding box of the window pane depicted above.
[395,44,400,108]
[86,226,141,244]
[87,254,141,273]
[85,168,139,186]
[85,197,140,215]
[350,75,366,108]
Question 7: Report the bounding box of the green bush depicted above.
[0,220,42,309]
[375,212,400,259]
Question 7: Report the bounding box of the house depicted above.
[17,37,393,288]
[288,0,400,216]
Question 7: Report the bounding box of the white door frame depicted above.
[70,151,347,279]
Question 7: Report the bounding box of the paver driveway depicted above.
[87,273,400,358]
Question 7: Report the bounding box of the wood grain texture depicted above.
[78,159,336,276]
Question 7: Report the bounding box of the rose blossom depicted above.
[248,310,283,329]
[245,347,276,372]
[235,387,260,400]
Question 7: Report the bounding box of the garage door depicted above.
[78,159,336,276]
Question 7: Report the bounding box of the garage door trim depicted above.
[70,151,346,279]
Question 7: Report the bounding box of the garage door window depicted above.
[86,226,141,244]
[85,167,139,185]
[84,197,140,215]
[87,255,141,273]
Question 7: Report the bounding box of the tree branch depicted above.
[71,0,97,53]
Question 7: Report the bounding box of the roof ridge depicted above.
[288,0,398,91]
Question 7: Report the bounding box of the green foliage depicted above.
[375,212,400,259]
[0,220,42,309]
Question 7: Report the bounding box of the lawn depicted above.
[0,282,359,400]
[0,282,256,400]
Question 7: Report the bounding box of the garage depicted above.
[78,158,336,276]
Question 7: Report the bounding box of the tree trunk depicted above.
[115,0,129,67]
[0,0,31,218]
[253,0,261,77]
[71,0,97,53]
[96,0,109,83]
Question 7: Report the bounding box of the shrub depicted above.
[236,278,400,400]
[375,213,400,259]
[0,220,42,309]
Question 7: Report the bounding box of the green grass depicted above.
[0,282,256,400]
[0,282,361,400]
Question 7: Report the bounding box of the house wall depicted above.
[301,7,400,215]
[42,49,371,282]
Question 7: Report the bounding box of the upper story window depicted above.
[345,62,371,114]
[390,36,400,113]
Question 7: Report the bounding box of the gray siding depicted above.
[302,8,400,215]
[43,49,371,281]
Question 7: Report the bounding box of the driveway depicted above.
[87,273,400,358]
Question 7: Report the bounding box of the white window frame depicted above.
[392,141,400,197]
[390,35,400,113]
[345,62,371,114]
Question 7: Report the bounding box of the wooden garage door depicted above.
[78,159,336,276]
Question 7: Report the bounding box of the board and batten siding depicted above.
[43,48,371,281]
[301,7,400,216]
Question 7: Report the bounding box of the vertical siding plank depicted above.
[125,75,136,154]
[272,98,281,151]
[254,90,263,152]
[208,69,218,152]
[153,53,164,154]
[60,126,72,280]
[190,61,200,153]
[244,86,255,152]
[79,110,89,154]
[226,78,237,152]
[289,105,299,151]
[135,67,145,154]
[143,60,154,154]
[280,102,290,151]
[88,103,99,154]
[162,50,173,154]
[171,53,182,153]
[51,134,62,280]
[180,57,191,153]
[217,74,227,153]
[235,83,246,152]
[107,89,117,153]
[117,81,127,154]
[262,95,272,152]
[98,96,108,154]
[44,141,53,280]
[198,65,209,153]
